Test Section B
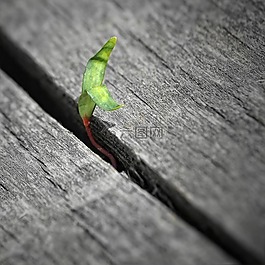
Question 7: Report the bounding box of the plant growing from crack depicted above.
[78,36,123,169]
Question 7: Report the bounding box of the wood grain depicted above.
[0,70,235,264]
[0,0,264,262]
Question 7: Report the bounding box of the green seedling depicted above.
[78,36,123,168]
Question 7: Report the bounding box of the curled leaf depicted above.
[82,36,117,93]
[88,85,124,111]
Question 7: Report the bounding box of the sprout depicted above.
[78,36,123,168]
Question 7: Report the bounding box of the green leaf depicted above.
[82,36,117,93]
[87,84,123,111]
[78,92,95,119]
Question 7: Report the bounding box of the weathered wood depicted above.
[0,71,234,264]
[0,0,264,263]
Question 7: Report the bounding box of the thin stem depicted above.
[82,117,117,169]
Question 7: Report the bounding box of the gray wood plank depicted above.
[0,0,264,262]
[0,71,234,264]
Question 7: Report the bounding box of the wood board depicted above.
[0,0,264,263]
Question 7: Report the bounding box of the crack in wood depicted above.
[0,224,20,243]
[0,183,9,192]
[128,31,176,76]
[68,208,117,265]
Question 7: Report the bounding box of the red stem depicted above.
[82,117,117,169]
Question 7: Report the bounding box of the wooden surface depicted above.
[0,71,235,264]
[0,0,264,264]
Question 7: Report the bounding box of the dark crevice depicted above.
[0,28,263,265]
[0,28,123,173]
[43,174,68,194]
[0,183,9,192]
